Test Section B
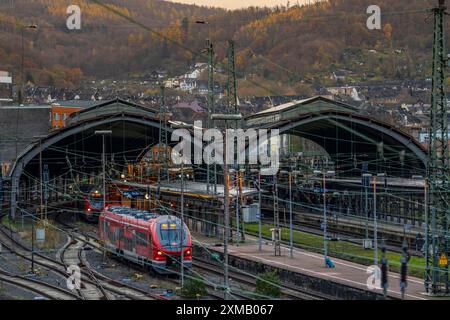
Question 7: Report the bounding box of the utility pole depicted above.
[362,172,371,247]
[206,40,217,195]
[273,174,281,256]
[381,240,388,299]
[288,172,293,258]
[223,134,230,299]
[257,170,262,252]
[157,85,169,199]
[95,130,112,211]
[323,173,328,263]
[39,138,43,220]
[251,168,263,251]
[211,113,243,300]
[235,170,241,244]
[170,122,192,291]
[315,170,335,266]
[180,161,185,289]
[373,175,378,266]
[227,40,238,116]
[426,0,450,295]
[31,210,35,274]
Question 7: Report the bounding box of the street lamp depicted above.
[211,113,243,299]
[314,169,335,266]
[95,130,112,211]
[20,24,38,105]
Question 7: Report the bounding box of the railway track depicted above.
[0,269,79,300]
[57,236,111,300]
[0,213,162,300]
[193,258,332,300]
[55,214,227,300]
[52,212,175,300]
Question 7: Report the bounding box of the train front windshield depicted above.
[89,193,103,210]
[158,222,189,249]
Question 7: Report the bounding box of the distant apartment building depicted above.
[50,100,98,129]
[0,104,51,176]
[0,71,13,104]
[0,100,99,175]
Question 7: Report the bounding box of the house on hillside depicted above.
[179,79,197,92]
[183,69,202,79]
[171,99,205,113]
[149,69,167,80]
[164,78,179,89]
[331,70,350,82]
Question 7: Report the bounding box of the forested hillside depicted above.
[0,0,443,90]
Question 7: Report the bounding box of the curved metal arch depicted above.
[242,113,427,175]
[277,114,427,165]
[8,115,175,218]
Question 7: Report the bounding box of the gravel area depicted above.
[85,249,179,298]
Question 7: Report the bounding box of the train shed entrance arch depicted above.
[245,96,427,177]
[8,99,173,218]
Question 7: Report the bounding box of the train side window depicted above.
[108,225,115,243]
[135,231,147,246]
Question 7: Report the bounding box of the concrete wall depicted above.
[0,106,51,175]
[194,244,390,300]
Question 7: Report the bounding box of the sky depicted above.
[165,0,310,10]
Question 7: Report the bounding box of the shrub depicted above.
[181,277,208,299]
[255,271,281,298]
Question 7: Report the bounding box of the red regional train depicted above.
[99,206,192,274]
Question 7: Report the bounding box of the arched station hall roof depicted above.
[245,96,427,177]
[8,98,174,217]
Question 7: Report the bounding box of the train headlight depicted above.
[186,249,191,256]
[157,250,163,256]
[87,208,91,212]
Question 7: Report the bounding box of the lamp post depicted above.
[211,113,243,300]
[314,170,335,265]
[95,130,112,211]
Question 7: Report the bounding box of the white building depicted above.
[179,79,197,92]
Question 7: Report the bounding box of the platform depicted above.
[192,233,436,300]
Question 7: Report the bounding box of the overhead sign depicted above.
[123,190,143,198]
[439,253,448,267]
